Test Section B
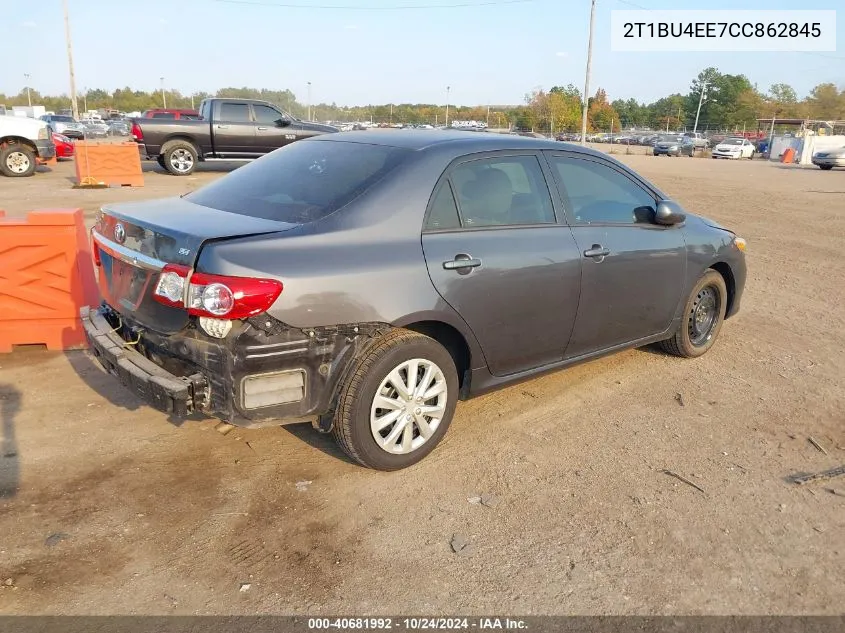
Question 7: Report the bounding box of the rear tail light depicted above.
[152,266,282,320]
[154,264,191,307]
[131,122,144,141]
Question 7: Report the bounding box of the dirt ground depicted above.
[1,148,843,615]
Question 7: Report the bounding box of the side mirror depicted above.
[276,118,291,128]
[654,200,686,226]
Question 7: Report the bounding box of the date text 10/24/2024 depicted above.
[308,618,528,630]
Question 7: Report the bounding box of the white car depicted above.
[812,146,845,171]
[712,137,756,160]
[0,115,56,177]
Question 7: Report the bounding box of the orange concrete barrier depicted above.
[780,147,796,164]
[74,141,144,187]
[0,209,99,352]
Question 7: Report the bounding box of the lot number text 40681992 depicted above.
[307,618,528,630]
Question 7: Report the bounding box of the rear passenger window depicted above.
[425,182,461,230]
[218,103,251,122]
[152,112,175,119]
[450,156,555,228]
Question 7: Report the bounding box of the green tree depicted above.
[588,88,618,131]
[806,83,844,119]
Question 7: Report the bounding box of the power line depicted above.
[214,0,535,9]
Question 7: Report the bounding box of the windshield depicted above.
[722,138,743,145]
[659,135,682,142]
[52,115,76,122]
[186,140,411,223]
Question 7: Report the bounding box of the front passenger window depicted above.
[551,156,656,225]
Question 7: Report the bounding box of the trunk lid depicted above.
[93,197,296,332]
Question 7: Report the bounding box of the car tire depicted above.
[749,151,755,160]
[160,140,198,176]
[819,165,833,170]
[659,270,728,359]
[332,328,459,471]
[156,156,166,169]
[0,144,37,177]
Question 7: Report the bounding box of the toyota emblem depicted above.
[114,223,126,244]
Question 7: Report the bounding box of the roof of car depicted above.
[308,128,610,157]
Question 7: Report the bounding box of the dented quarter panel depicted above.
[195,147,489,370]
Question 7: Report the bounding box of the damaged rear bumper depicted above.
[81,306,208,416]
[81,303,384,428]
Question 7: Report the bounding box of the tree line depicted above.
[2,67,843,133]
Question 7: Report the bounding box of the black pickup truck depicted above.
[131,98,339,175]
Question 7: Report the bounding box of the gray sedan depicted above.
[82,131,748,470]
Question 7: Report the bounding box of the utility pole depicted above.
[191,93,195,109]
[63,0,79,120]
[677,106,681,130]
[580,0,596,146]
[160,77,167,108]
[24,74,32,107]
[486,104,490,128]
[445,86,451,127]
[307,81,312,121]
[693,81,708,134]
[390,103,393,125]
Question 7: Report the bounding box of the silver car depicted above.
[812,146,845,170]
[40,114,86,139]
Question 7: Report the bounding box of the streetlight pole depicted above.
[24,74,32,107]
[580,0,596,146]
[160,77,166,108]
[62,0,79,119]
[307,82,312,121]
[82,87,88,113]
[693,81,708,134]
[486,104,490,128]
[445,86,450,127]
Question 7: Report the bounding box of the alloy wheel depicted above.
[169,149,194,173]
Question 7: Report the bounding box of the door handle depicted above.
[443,254,482,272]
[257,126,269,130]
[583,244,610,259]
[216,124,230,129]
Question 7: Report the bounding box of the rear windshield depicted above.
[186,140,411,223]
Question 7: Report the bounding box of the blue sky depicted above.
[4,0,843,106]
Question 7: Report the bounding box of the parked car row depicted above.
[40,114,130,138]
